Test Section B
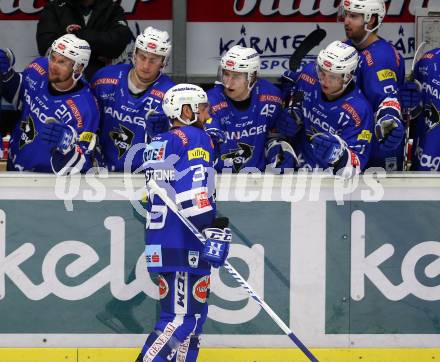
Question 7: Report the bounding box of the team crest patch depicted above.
[192,275,210,303]
[145,245,163,267]
[158,275,169,299]
[221,142,254,172]
[19,116,38,149]
[109,125,134,159]
[188,251,199,268]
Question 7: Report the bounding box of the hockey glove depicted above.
[265,139,298,171]
[41,119,78,155]
[0,48,16,82]
[375,115,404,151]
[310,132,348,167]
[201,227,232,268]
[146,110,169,138]
[400,81,423,120]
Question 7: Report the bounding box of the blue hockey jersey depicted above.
[206,79,289,172]
[6,57,99,173]
[144,125,216,274]
[349,38,405,170]
[412,48,440,171]
[295,64,374,171]
[92,64,175,172]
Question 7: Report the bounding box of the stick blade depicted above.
[289,27,327,72]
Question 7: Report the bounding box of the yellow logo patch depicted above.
[377,69,397,82]
[188,147,210,162]
[79,131,96,143]
[357,130,372,143]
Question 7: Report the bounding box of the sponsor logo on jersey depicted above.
[151,89,165,99]
[192,275,210,303]
[259,94,282,104]
[158,274,169,299]
[144,322,177,362]
[66,99,83,128]
[342,102,361,127]
[188,147,210,162]
[350,150,360,167]
[211,101,228,113]
[376,69,397,82]
[357,129,372,142]
[417,145,440,170]
[380,99,401,112]
[79,131,95,144]
[109,125,134,159]
[103,106,146,128]
[421,82,440,101]
[188,251,199,268]
[422,53,434,60]
[19,115,38,149]
[195,191,210,208]
[175,272,187,310]
[363,50,374,67]
[225,124,267,140]
[27,62,46,76]
[93,78,119,87]
[144,140,167,162]
[145,244,163,267]
[221,142,254,172]
[299,72,317,85]
[307,110,337,134]
[171,129,189,145]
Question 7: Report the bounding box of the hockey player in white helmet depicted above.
[338,0,406,170]
[0,33,99,175]
[48,33,91,85]
[284,40,374,176]
[91,26,175,172]
[137,83,230,362]
[206,45,299,173]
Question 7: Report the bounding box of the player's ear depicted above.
[367,14,378,31]
[181,104,192,120]
[73,64,84,79]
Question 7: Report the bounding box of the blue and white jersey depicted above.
[92,64,175,172]
[144,125,216,274]
[349,38,406,170]
[206,79,287,172]
[412,48,440,171]
[7,57,99,173]
[295,63,374,171]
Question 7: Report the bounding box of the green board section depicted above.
[326,201,440,334]
[0,200,290,335]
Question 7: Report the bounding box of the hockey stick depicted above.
[402,41,427,170]
[289,26,327,72]
[146,179,319,362]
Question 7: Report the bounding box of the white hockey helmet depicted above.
[317,41,359,85]
[162,84,208,125]
[135,26,172,65]
[341,0,386,32]
[51,34,91,79]
[221,45,260,88]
